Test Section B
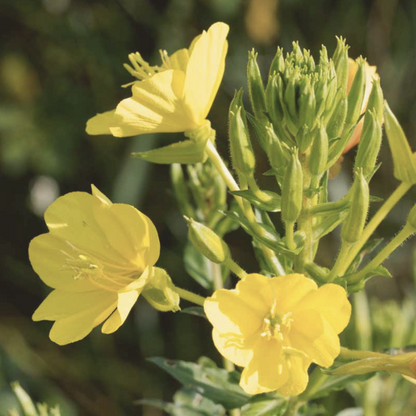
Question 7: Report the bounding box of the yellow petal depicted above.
[44,192,128,265]
[240,338,288,395]
[291,313,340,368]
[169,48,189,72]
[261,274,317,316]
[101,289,141,334]
[86,109,119,136]
[183,22,229,124]
[278,355,310,396]
[113,70,197,136]
[235,274,271,318]
[33,290,117,345]
[295,283,351,334]
[91,184,112,206]
[212,328,255,367]
[204,289,263,339]
[29,233,97,292]
[93,203,160,269]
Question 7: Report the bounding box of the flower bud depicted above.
[309,122,329,176]
[247,49,267,121]
[266,73,284,125]
[354,110,382,177]
[383,101,416,184]
[186,217,230,263]
[281,149,303,223]
[143,267,180,312]
[229,91,256,179]
[366,78,383,126]
[298,80,316,129]
[269,47,285,78]
[284,72,299,126]
[296,124,313,154]
[266,125,289,169]
[332,36,349,93]
[345,57,366,127]
[326,93,348,140]
[341,169,369,244]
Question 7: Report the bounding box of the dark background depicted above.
[1,0,416,415]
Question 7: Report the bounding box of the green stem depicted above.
[327,241,352,282]
[285,221,296,250]
[224,258,247,279]
[175,287,205,306]
[247,176,273,203]
[340,182,412,275]
[282,397,301,416]
[348,224,414,284]
[205,141,285,276]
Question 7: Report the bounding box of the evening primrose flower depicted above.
[29,185,162,345]
[204,274,351,396]
[343,58,378,154]
[86,22,229,137]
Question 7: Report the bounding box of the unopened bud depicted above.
[266,125,289,169]
[326,93,348,140]
[269,47,285,78]
[143,267,180,312]
[355,110,382,177]
[247,49,267,121]
[332,36,349,93]
[284,73,299,125]
[309,122,329,176]
[365,78,384,126]
[266,73,284,125]
[298,82,316,129]
[341,169,369,244]
[345,58,366,126]
[296,125,313,154]
[281,149,303,223]
[383,101,416,184]
[186,218,230,263]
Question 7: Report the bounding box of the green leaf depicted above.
[181,307,207,319]
[307,372,374,400]
[241,394,288,416]
[184,243,229,290]
[148,357,251,410]
[369,195,383,203]
[132,139,208,164]
[231,190,281,212]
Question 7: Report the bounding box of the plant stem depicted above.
[340,182,412,275]
[282,397,301,416]
[285,221,296,250]
[205,141,285,276]
[224,258,247,279]
[247,176,273,203]
[327,241,352,282]
[348,224,414,284]
[174,287,205,306]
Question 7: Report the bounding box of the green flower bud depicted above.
[406,204,416,230]
[296,124,313,154]
[298,80,316,129]
[281,149,303,223]
[269,46,284,78]
[326,93,348,140]
[284,72,299,124]
[332,36,349,93]
[365,78,384,126]
[247,49,267,121]
[345,57,366,126]
[341,169,369,244]
[143,267,180,312]
[266,73,284,125]
[309,122,329,176]
[186,217,230,263]
[266,125,289,169]
[384,101,416,184]
[325,62,338,111]
[355,110,382,177]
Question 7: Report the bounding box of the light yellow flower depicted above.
[204,274,351,396]
[29,185,160,345]
[343,58,378,154]
[86,22,229,137]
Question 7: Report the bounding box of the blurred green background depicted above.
[1,0,416,415]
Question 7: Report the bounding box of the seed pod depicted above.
[345,58,366,126]
[355,110,382,177]
[247,49,267,121]
[326,93,348,140]
[341,169,369,244]
[309,122,329,176]
[384,101,416,184]
[281,150,303,223]
[332,36,349,93]
[187,218,230,263]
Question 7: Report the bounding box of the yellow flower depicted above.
[204,274,351,396]
[29,185,160,345]
[343,58,378,154]
[86,22,229,137]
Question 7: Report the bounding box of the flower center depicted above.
[261,309,293,341]
[123,49,171,82]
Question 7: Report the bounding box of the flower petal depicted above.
[169,48,189,72]
[204,289,263,338]
[86,109,119,136]
[235,274,271,318]
[112,70,197,136]
[183,22,229,124]
[278,355,311,396]
[240,338,288,395]
[260,274,317,316]
[291,312,340,368]
[295,283,351,334]
[93,203,160,270]
[29,233,97,292]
